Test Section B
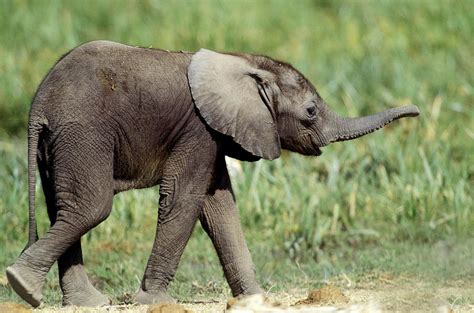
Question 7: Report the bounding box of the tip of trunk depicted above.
[401,104,420,117]
[331,104,420,143]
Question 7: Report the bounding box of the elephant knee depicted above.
[87,193,113,227]
[158,193,205,224]
[55,189,112,231]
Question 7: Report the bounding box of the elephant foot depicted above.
[243,287,264,295]
[6,264,44,307]
[62,283,110,307]
[134,288,176,304]
[238,286,264,296]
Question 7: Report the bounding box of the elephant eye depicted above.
[306,104,317,117]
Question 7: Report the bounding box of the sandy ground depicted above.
[1,278,473,312]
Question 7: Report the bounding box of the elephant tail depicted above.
[23,110,46,252]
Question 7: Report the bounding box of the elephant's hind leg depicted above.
[38,148,110,307]
[7,133,114,307]
[58,242,110,307]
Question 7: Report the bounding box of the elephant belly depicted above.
[113,177,160,193]
[112,145,168,193]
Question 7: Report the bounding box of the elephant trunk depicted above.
[325,105,419,142]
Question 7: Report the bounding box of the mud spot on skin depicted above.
[97,67,117,91]
[147,303,193,313]
[0,302,32,313]
[296,285,349,306]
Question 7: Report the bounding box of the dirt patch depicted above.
[295,286,349,306]
[4,278,473,312]
[148,303,192,313]
[226,294,284,311]
[225,294,357,312]
[0,302,32,312]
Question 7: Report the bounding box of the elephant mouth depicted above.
[313,146,322,156]
[309,136,323,156]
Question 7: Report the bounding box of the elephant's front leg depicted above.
[135,142,215,304]
[200,157,263,296]
[135,193,204,304]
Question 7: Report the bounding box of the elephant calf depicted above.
[7,40,419,307]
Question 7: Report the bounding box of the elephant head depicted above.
[188,49,419,160]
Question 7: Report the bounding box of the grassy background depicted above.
[0,0,473,306]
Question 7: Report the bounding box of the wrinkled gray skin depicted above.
[6,41,419,307]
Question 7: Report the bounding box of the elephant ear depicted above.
[188,49,281,160]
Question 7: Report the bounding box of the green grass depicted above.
[0,0,473,306]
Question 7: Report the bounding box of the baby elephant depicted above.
[7,40,419,307]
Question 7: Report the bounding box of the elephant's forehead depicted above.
[277,70,313,96]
